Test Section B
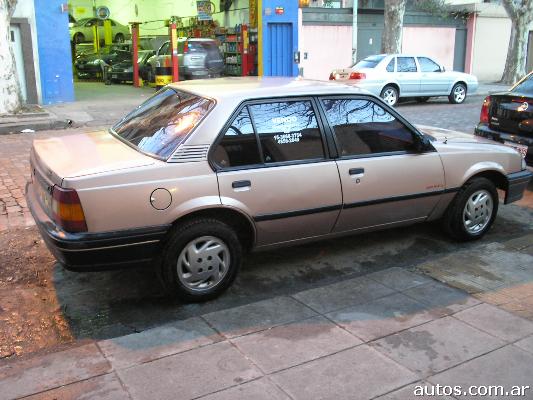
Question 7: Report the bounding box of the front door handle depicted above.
[349,168,365,175]
[232,180,251,189]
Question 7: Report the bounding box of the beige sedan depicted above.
[26,78,532,302]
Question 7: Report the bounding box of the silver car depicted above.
[330,54,479,106]
[26,78,530,302]
[70,18,131,44]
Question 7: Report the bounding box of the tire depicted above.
[441,177,498,241]
[158,218,242,302]
[146,68,154,84]
[380,85,399,107]
[448,83,467,104]
[73,33,85,44]
[416,97,430,103]
[114,33,125,43]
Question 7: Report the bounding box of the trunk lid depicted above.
[489,92,533,137]
[31,130,155,186]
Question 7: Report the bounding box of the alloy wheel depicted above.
[463,189,493,234]
[381,88,397,106]
[453,85,466,103]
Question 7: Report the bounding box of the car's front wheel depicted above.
[380,85,399,107]
[448,83,467,104]
[158,218,242,302]
[114,33,125,43]
[442,177,498,241]
[73,33,85,44]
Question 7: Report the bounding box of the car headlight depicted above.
[125,66,133,73]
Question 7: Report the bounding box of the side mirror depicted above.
[414,134,432,153]
[441,66,446,72]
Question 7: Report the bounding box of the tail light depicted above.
[51,186,87,233]
[183,41,189,53]
[480,96,491,123]
[329,72,335,80]
[349,72,366,80]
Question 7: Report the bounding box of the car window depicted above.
[249,101,325,163]
[321,98,416,156]
[159,42,170,56]
[112,88,214,159]
[511,73,533,95]
[352,55,386,69]
[85,19,96,27]
[97,19,104,27]
[111,20,116,26]
[418,57,441,73]
[213,107,262,168]
[386,58,395,72]
[397,57,417,73]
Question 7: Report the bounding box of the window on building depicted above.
[397,57,417,73]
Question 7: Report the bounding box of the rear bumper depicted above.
[475,123,533,166]
[26,182,170,271]
[505,170,532,204]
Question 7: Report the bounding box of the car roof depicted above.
[168,77,370,102]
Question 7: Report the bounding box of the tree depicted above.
[381,0,407,54]
[501,0,533,85]
[0,0,21,115]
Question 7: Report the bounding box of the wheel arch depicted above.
[382,82,400,97]
[451,80,468,93]
[464,168,508,192]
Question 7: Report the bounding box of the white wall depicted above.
[12,0,41,102]
[402,27,456,71]
[472,15,511,81]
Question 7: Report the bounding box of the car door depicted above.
[318,96,445,232]
[417,57,450,95]
[213,99,342,246]
[395,57,420,95]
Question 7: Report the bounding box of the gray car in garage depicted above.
[330,54,478,106]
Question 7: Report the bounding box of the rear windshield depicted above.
[511,73,533,95]
[111,88,214,159]
[352,55,386,69]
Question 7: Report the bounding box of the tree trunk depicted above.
[381,0,406,54]
[0,0,21,115]
[501,0,533,85]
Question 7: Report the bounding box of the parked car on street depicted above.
[108,50,155,84]
[475,71,533,166]
[145,38,224,82]
[329,54,478,106]
[70,18,131,44]
[26,78,531,302]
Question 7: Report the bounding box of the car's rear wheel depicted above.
[448,83,467,104]
[114,33,125,43]
[73,33,85,44]
[380,85,399,107]
[158,218,242,302]
[441,177,498,241]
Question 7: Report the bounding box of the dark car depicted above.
[475,71,533,166]
[108,50,155,84]
[75,44,134,79]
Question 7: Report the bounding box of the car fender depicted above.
[382,79,401,95]
[462,161,506,185]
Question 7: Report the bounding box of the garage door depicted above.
[267,23,292,76]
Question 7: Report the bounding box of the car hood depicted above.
[416,125,492,144]
[32,130,155,185]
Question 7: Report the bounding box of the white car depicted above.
[329,54,478,106]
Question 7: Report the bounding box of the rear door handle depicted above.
[232,180,251,189]
[349,168,365,175]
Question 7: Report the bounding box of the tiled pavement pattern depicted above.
[2,263,533,400]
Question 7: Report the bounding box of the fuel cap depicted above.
[150,188,172,210]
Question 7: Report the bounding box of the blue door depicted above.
[267,23,293,76]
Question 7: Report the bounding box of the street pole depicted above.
[352,0,358,65]
[131,23,140,87]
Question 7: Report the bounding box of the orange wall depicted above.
[402,27,456,71]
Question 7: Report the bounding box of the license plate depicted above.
[504,141,528,158]
[34,174,52,213]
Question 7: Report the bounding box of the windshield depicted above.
[111,88,214,159]
[352,55,386,69]
[511,73,533,95]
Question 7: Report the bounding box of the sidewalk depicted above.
[1,236,532,400]
[0,81,511,135]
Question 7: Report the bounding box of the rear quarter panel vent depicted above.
[168,144,210,163]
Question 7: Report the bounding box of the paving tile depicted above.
[514,335,533,355]
[118,342,262,400]
[99,317,220,369]
[271,345,417,400]
[498,294,533,321]
[367,268,433,291]
[24,373,129,400]
[198,378,290,400]
[202,296,316,339]
[375,382,456,400]
[0,344,111,400]
[231,315,361,373]
[327,293,437,342]
[371,317,504,377]
[292,276,395,314]
[403,282,481,316]
[430,345,533,399]
[454,303,533,342]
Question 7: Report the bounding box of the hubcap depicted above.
[454,85,466,102]
[463,190,493,234]
[382,88,397,106]
[177,236,230,291]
